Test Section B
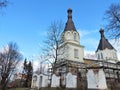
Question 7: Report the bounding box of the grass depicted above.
[8,87,66,90]
[8,88,28,90]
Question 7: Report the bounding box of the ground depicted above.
[6,83,120,90]
[8,88,28,90]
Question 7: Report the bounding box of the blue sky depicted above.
[0,0,120,61]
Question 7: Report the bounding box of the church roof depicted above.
[64,8,76,31]
[96,28,114,52]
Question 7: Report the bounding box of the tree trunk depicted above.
[0,77,7,90]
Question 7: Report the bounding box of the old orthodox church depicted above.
[56,8,119,67]
[55,8,120,89]
[31,8,120,89]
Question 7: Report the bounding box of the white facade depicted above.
[62,31,80,44]
[96,48,118,62]
[87,69,107,89]
[57,8,84,63]
[51,74,60,87]
[59,30,84,62]
[31,74,48,89]
[95,29,119,62]
[66,72,77,88]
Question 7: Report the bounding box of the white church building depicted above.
[31,8,120,89]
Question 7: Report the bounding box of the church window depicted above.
[101,53,103,59]
[67,32,70,39]
[113,53,117,58]
[98,54,100,60]
[98,53,103,60]
[74,49,78,58]
[74,33,77,40]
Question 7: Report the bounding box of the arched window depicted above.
[98,54,100,60]
[33,75,37,81]
[74,33,77,40]
[67,32,70,39]
[101,53,103,59]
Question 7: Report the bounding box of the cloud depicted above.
[84,50,95,55]
[81,38,99,50]
[78,29,98,38]
[84,50,97,60]
[78,30,90,38]
[77,28,99,51]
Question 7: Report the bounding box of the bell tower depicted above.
[58,8,84,62]
[61,8,80,45]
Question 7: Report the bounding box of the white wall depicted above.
[31,74,48,89]
[66,43,84,62]
[59,30,84,62]
[62,31,80,45]
[96,48,118,62]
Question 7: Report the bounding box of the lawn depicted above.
[8,87,66,90]
[8,88,28,90]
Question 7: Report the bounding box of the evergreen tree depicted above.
[26,61,33,87]
[23,59,33,87]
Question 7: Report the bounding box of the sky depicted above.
[0,0,120,67]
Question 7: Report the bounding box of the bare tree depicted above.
[42,21,64,70]
[0,0,9,8]
[0,42,23,90]
[104,3,120,40]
